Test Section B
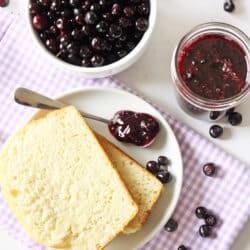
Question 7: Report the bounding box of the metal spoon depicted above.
[14,87,109,124]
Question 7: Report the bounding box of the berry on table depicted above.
[203,163,216,177]
[164,218,178,232]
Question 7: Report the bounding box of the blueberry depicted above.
[127,41,136,50]
[119,17,131,28]
[102,12,113,22]
[164,218,178,232]
[79,46,92,58]
[50,0,61,11]
[224,0,235,12]
[60,34,71,47]
[46,38,58,53]
[0,0,9,7]
[199,224,211,237]
[205,214,217,227]
[69,0,81,7]
[67,53,81,65]
[73,7,81,16]
[123,6,135,18]
[228,112,242,126]
[109,24,122,38]
[117,50,127,58]
[91,55,104,67]
[209,111,221,120]
[111,3,121,15]
[158,156,169,166]
[146,161,159,174]
[195,206,207,219]
[156,171,171,184]
[96,21,108,33]
[71,28,82,40]
[84,11,98,25]
[203,163,216,177]
[90,3,101,12]
[119,34,127,42]
[38,0,50,8]
[75,14,85,25]
[135,18,148,32]
[91,37,104,51]
[81,25,91,36]
[209,125,223,138]
[178,245,187,250]
[29,3,40,15]
[66,42,79,54]
[56,18,68,30]
[32,15,48,30]
[137,3,150,16]
[81,0,91,11]
[81,58,91,67]
[39,32,48,42]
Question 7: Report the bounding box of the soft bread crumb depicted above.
[0,106,138,250]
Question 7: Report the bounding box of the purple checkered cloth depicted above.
[0,9,250,250]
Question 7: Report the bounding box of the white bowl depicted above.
[26,0,157,78]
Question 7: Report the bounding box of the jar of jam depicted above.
[171,22,250,121]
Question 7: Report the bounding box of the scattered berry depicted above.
[146,161,159,174]
[209,125,223,138]
[224,0,235,12]
[164,218,178,232]
[205,214,217,227]
[178,245,187,250]
[158,155,169,166]
[195,206,207,219]
[203,163,216,177]
[209,111,221,120]
[199,224,211,237]
[0,0,9,7]
[228,112,242,126]
[32,15,48,30]
[156,171,171,184]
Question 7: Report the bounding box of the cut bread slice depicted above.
[32,109,164,235]
[0,106,138,250]
[96,134,163,234]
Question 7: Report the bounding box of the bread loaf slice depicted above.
[96,134,163,234]
[0,106,138,250]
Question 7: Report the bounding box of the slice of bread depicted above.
[96,134,163,234]
[32,109,163,235]
[0,106,138,250]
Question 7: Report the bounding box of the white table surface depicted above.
[1,0,250,249]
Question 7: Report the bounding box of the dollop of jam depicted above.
[178,34,247,100]
[108,110,160,147]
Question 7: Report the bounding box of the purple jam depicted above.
[178,34,247,100]
[108,110,160,147]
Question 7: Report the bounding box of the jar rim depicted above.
[171,22,250,111]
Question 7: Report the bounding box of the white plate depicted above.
[51,86,183,250]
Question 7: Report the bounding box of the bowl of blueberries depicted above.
[28,0,156,78]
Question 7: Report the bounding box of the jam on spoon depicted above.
[108,110,160,147]
[14,88,160,147]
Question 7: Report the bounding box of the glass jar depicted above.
[171,22,250,121]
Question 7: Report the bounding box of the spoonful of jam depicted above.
[14,88,160,147]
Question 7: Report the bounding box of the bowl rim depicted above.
[26,0,157,75]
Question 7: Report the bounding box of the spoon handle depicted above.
[14,88,110,124]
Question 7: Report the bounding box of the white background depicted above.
[1,0,250,249]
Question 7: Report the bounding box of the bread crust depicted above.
[95,134,163,234]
